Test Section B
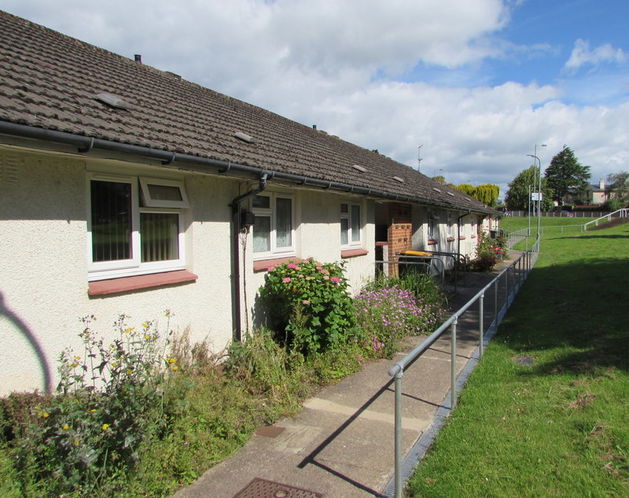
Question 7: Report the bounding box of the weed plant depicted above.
[6,313,175,496]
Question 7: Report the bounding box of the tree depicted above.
[475,184,500,207]
[544,147,590,206]
[505,166,553,211]
[606,171,628,207]
[454,183,500,207]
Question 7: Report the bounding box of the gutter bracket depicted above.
[219,161,232,174]
[78,137,95,154]
[162,151,177,165]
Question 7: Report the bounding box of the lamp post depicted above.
[527,155,543,234]
[536,144,546,218]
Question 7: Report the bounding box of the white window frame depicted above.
[251,192,295,259]
[428,212,436,239]
[139,177,190,208]
[340,202,362,248]
[448,212,455,237]
[87,174,187,281]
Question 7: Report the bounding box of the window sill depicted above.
[341,248,369,259]
[427,239,438,246]
[88,270,198,296]
[447,237,455,242]
[254,257,303,273]
[458,236,466,240]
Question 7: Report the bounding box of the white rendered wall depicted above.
[0,146,236,395]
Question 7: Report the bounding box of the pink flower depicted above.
[302,300,310,305]
[357,355,363,362]
[282,277,292,283]
[320,269,329,275]
[330,277,341,284]
[287,263,299,269]
[323,275,330,280]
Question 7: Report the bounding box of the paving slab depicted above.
[175,255,520,498]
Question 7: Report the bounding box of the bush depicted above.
[471,232,507,271]
[355,273,446,357]
[257,259,358,355]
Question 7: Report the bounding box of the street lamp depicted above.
[527,152,544,234]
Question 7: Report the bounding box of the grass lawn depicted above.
[406,222,629,497]
[500,216,597,233]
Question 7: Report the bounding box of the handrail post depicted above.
[393,371,403,498]
[505,268,509,307]
[494,279,498,324]
[479,293,485,356]
[450,317,458,409]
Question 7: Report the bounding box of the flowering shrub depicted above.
[355,284,444,358]
[15,313,175,495]
[471,232,508,271]
[258,259,357,355]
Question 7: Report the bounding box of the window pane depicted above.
[340,218,349,245]
[146,184,182,201]
[351,205,361,242]
[276,197,292,248]
[340,203,348,213]
[252,195,270,209]
[91,180,131,262]
[140,212,179,262]
[253,215,271,252]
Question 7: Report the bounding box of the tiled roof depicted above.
[0,10,496,214]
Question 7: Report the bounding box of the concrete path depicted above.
[175,255,521,498]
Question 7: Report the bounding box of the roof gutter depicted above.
[0,121,493,215]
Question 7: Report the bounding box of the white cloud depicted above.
[565,39,627,71]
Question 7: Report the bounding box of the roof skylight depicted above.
[234,131,255,144]
[393,176,404,183]
[95,92,130,110]
[433,187,441,193]
[352,164,367,173]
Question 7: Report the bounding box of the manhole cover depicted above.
[234,477,324,498]
[513,355,535,366]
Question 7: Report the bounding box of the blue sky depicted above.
[2,0,627,198]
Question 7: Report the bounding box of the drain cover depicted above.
[234,477,323,498]
[513,355,535,366]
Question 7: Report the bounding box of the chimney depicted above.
[134,54,142,63]
[312,124,317,130]
[599,178,605,190]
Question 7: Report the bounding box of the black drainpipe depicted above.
[229,173,268,342]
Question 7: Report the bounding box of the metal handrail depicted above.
[387,239,539,498]
[583,208,628,230]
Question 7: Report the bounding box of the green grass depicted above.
[407,223,629,497]
[500,216,597,233]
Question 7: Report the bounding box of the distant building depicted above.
[590,178,610,205]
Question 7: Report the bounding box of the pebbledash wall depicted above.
[0,144,379,395]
